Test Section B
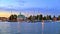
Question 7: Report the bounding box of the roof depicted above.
[17,14,26,18]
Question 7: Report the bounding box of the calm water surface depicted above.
[0,22,60,34]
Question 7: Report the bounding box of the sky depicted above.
[0,0,60,17]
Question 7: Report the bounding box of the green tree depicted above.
[39,14,43,20]
[58,15,60,20]
[28,15,32,21]
[49,15,52,20]
[36,15,39,20]
[9,14,17,22]
[9,15,14,20]
[43,16,47,20]
[46,15,52,20]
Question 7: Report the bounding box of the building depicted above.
[0,17,8,22]
[17,13,26,22]
[53,17,57,21]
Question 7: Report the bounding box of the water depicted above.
[0,22,60,34]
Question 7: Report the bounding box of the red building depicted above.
[0,17,8,21]
[53,17,57,21]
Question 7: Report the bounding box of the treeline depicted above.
[8,14,17,22]
[8,14,60,22]
[27,14,60,21]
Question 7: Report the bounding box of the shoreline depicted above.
[0,20,60,23]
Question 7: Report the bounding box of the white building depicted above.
[17,13,26,22]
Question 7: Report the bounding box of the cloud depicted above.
[0,0,26,9]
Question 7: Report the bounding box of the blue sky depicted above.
[0,0,60,17]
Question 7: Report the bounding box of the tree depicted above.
[13,14,17,21]
[58,15,60,20]
[9,15,14,21]
[13,14,17,19]
[46,15,52,20]
[39,14,43,20]
[36,14,43,20]
[28,15,32,21]
[43,16,47,20]
[36,15,39,20]
[49,15,52,20]
[9,14,17,22]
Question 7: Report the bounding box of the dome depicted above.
[17,13,26,19]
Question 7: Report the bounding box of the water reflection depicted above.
[17,22,20,33]
[0,22,11,34]
[42,22,44,34]
[17,22,20,34]
[0,22,60,34]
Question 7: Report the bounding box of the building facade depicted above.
[17,13,26,22]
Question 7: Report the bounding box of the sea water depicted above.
[0,22,60,34]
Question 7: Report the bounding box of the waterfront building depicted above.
[17,13,26,22]
[53,17,57,21]
[0,17,8,22]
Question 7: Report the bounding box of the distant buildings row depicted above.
[0,13,60,22]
